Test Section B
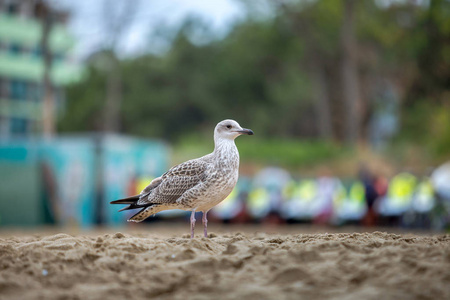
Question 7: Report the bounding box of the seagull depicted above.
[110,120,254,238]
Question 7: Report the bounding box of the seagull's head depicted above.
[214,119,254,141]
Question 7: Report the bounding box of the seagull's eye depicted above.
[226,125,232,129]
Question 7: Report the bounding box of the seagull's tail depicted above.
[110,194,161,222]
[110,195,147,212]
[128,205,163,223]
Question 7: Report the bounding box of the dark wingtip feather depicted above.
[118,205,132,212]
[110,195,140,205]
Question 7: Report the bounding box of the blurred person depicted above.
[358,164,383,226]
[373,175,389,198]
[430,162,450,230]
[333,180,367,225]
[262,187,285,225]
[282,179,297,202]
[431,161,450,202]
[246,187,271,221]
[314,168,341,224]
[410,177,436,228]
[358,164,378,210]
[365,174,388,226]
[251,167,291,224]
[376,172,417,226]
[280,179,318,222]
[279,179,298,222]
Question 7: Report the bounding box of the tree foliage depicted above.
[60,0,450,157]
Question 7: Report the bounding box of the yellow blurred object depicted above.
[248,188,268,211]
[136,177,154,194]
[388,173,417,204]
[349,182,365,205]
[293,180,317,203]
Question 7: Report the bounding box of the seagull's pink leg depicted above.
[202,210,209,238]
[190,211,196,239]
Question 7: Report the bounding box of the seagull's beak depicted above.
[236,128,254,135]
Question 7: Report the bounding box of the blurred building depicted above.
[0,0,81,138]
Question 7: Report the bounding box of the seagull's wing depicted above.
[139,177,163,198]
[137,158,209,206]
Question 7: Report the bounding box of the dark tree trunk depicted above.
[100,0,140,133]
[311,61,333,139]
[277,1,334,140]
[104,55,122,133]
[340,0,361,144]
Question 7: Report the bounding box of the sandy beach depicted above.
[0,226,449,300]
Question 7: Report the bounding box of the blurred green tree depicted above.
[59,0,450,161]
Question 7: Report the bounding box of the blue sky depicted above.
[53,0,246,59]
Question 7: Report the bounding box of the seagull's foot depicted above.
[202,210,209,238]
[190,211,196,239]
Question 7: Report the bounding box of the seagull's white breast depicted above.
[190,139,240,211]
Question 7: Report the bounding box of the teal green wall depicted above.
[0,146,42,226]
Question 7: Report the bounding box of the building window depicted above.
[9,43,22,55]
[28,83,41,102]
[32,46,42,58]
[53,53,65,64]
[10,118,28,135]
[10,80,27,101]
[7,3,19,15]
